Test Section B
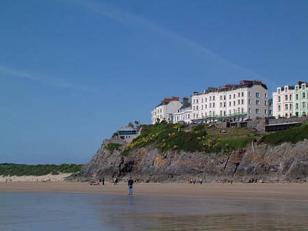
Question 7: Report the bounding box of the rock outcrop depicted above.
[80,139,308,183]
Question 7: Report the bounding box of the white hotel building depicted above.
[151,97,182,124]
[272,85,294,118]
[191,80,268,122]
[173,97,192,124]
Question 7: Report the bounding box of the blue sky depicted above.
[0,0,307,164]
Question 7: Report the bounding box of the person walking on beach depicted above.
[128,177,134,195]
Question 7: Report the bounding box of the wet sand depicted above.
[1,182,308,201]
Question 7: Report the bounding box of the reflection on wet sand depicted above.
[100,196,308,230]
[1,193,308,230]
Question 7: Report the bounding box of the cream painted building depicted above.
[151,97,182,124]
[272,85,294,118]
[191,80,268,122]
[173,97,192,124]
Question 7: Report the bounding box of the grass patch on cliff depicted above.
[260,123,308,145]
[105,143,122,152]
[0,163,82,176]
[122,123,256,154]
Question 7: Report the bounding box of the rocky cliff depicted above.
[80,138,308,183]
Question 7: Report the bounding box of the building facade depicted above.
[272,85,294,118]
[151,97,182,124]
[191,80,268,122]
[293,81,308,117]
[173,97,192,124]
[115,126,139,143]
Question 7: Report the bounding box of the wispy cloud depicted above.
[75,1,259,76]
[73,0,280,88]
[0,65,95,92]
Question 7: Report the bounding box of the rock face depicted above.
[80,139,308,182]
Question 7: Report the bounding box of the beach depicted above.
[1,181,308,201]
[2,182,308,230]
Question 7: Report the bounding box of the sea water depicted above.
[1,192,308,230]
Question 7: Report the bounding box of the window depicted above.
[285,104,288,110]
[229,102,231,107]
[220,95,222,100]
[256,100,260,105]
[242,92,244,97]
[278,105,281,111]
[290,94,292,100]
[220,102,222,108]
[278,96,281,102]
[256,92,260,98]
[213,103,215,107]
[303,92,306,99]
[248,108,251,113]
[303,102,306,108]
[256,109,259,114]
[238,99,240,105]
[296,94,298,100]
[233,101,236,106]
[213,96,215,100]
[224,95,226,100]
[233,94,236,99]
[238,92,240,97]
[285,95,288,101]
[248,99,251,105]
[296,103,298,110]
[241,99,244,104]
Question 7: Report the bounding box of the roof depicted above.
[193,80,267,95]
[117,126,137,132]
[155,96,180,108]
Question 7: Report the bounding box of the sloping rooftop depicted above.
[155,96,180,107]
[193,80,267,95]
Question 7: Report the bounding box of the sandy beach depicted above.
[1,181,308,202]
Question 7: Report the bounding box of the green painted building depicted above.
[293,81,308,117]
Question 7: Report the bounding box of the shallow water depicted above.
[1,192,308,230]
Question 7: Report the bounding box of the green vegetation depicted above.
[260,123,308,145]
[123,123,256,155]
[0,163,82,176]
[105,143,122,152]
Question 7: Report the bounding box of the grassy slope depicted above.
[260,123,308,145]
[123,123,256,154]
[0,163,82,176]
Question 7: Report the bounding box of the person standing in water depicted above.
[128,177,134,195]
